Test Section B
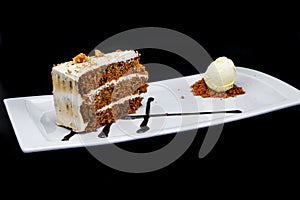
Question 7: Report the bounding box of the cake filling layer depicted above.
[94,76,148,111]
[97,94,143,113]
[78,58,141,95]
[96,97,144,126]
[86,73,148,101]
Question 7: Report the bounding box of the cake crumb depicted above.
[191,78,245,98]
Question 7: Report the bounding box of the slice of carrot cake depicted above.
[51,49,149,132]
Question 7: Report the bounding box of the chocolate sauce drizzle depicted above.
[98,123,112,138]
[136,97,154,133]
[62,96,241,141]
[61,131,77,141]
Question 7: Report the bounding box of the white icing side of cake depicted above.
[52,70,87,132]
[53,50,140,81]
[53,91,87,132]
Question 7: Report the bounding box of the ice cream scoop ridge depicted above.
[203,56,236,92]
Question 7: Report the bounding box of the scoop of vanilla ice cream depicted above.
[203,56,236,92]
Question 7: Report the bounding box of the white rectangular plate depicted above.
[4,67,300,153]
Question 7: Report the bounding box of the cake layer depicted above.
[94,74,148,111]
[96,97,144,127]
[53,50,140,80]
[78,56,140,96]
[80,63,148,132]
[81,84,148,132]
[53,50,140,96]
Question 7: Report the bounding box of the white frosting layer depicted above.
[86,73,148,101]
[53,50,139,81]
[52,69,87,132]
[97,94,142,113]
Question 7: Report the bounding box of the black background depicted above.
[0,5,299,197]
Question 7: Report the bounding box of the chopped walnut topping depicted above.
[115,49,122,52]
[95,49,105,57]
[73,53,88,63]
[66,69,72,74]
